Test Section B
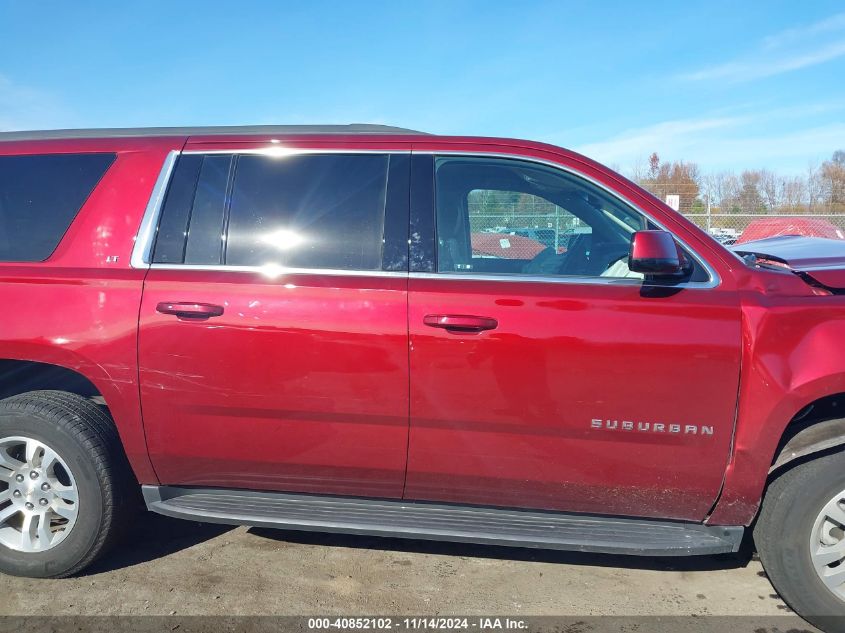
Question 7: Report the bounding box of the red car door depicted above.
[405,151,741,521]
[137,147,411,498]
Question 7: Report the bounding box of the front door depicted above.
[138,150,411,498]
[405,153,741,520]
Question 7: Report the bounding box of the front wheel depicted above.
[756,449,845,632]
[0,391,134,577]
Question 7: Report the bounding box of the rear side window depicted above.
[0,153,115,262]
[227,154,388,269]
[151,154,202,264]
[153,153,391,271]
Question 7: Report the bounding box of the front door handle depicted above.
[423,314,498,333]
[156,302,224,320]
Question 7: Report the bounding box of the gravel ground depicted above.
[0,512,815,631]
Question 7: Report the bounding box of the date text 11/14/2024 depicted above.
[307,617,529,630]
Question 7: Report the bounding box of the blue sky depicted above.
[1,1,843,173]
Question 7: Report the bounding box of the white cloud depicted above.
[573,106,845,172]
[762,12,845,49]
[682,40,845,82]
[681,12,845,83]
[678,123,845,172]
[575,116,748,164]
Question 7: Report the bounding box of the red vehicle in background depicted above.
[737,216,845,244]
[470,232,547,260]
[3,125,845,631]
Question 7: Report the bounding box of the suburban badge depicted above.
[591,418,714,436]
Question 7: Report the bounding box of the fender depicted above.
[708,292,845,525]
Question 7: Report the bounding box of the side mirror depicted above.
[628,230,688,276]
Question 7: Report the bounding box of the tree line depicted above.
[630,150,845,215]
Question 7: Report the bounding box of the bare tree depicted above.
[628,155,650,183]
[737,171,763,213]
[780,175,806,213]
[711,171,741,212]
[806,161,824,212]
[622,149,845,218]
[759,169,779,213]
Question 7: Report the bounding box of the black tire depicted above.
[0,390,136,578]
[756,449,845,632]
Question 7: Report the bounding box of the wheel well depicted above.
[0,359,140,487]
[750,395,845,552]
[770,393,845,475]
[0,359,103,403]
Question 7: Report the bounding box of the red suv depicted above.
[2,125,845,631]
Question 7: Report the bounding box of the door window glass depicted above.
[226,154,388,270]
[152,155,202,264]
[435,156,651,279]
[152,154,232,265]
[184,155,231,265]
[154,153,391,271]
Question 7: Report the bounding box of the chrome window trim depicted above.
[130,150,179,269]
[131,148,407,271]
[181,148,411,156]
[408,271,640,286]
[417,150,721,290]
[133,148,721,290]
[148,263,406,278]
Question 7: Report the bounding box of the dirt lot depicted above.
[0,512,814,631]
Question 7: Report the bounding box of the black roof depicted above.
[0,124,427,142]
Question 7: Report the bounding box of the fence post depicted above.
[706,193,712,233]
[555,211,560,252]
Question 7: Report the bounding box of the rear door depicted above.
[405,152,741,521]
[138,148,411,498]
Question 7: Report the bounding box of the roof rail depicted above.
[0,124,428,142]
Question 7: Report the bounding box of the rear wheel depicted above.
[0,391,134,577]
[756,450,845,632]
[0,435,80,552]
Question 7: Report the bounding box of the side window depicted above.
[152,155,202,264]
[227,154,388,270]
[153,153,391,271]
[184,156,232,265]
[435,156,651,279]
[152,154,236,265]
[0,153,115,262]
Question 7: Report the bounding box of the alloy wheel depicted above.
[0,435,79,552]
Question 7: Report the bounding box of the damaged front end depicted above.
[732,236,845,295]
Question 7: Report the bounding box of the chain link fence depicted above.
[468,200,845,249]
[467,200,588,256]
[638,181,845,244]
[683,212,845,244]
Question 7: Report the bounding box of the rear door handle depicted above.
[156,302,224,320]
[423,314,498,333]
